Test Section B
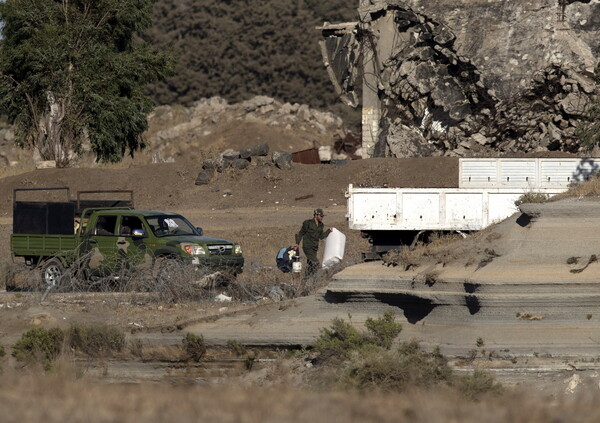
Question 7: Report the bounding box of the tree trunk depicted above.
[36,92,73,167]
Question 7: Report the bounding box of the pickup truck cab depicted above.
[10,188,244,288]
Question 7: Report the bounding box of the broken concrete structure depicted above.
[319,0,600,158]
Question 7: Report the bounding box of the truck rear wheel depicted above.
[41,259,64,288]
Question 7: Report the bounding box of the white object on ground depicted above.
[322,228,346,268]
[215,293,232,302]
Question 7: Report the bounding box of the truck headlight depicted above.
[234,244,242,255]
[181,243,206,255]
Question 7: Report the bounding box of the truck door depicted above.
[84,214,120,276]
[117,215,152,269]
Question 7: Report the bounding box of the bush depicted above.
[514,192,548,206]
[312,313,402,363]
[227,340,247,356]
[340,340,453,392]
[0,261,15,291]
[183,333,206,362]
[364,311,402,349]
[12,327,64,370]
[67,324,125,357]
[454,370,504,400]
[0,344,5,358]
[312,317,370,363]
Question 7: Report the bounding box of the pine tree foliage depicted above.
[147,0,357,109]
[0,0,172,166]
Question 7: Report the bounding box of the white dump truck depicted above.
[347,157,600,255]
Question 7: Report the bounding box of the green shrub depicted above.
[227,340,247,356]
[312,317,368,363]
[341,340,453,392]
[454,370,503,400]
[67,324,125,357]
[0,344,5,358]
[12,327,64,370]
[312,313,403,363]
[364,311,402,349]
[183,333,206,361]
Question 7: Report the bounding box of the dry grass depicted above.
[0,368,600,423]
[4,218,367,307]
[382,232,465,270]
[514,192,549,206]
[551,175,600,201]
[516,312,544,321]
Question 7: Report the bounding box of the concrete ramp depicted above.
[158,199,600,363]
[322,198,600,357]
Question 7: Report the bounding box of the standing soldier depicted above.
[294,208,333,279]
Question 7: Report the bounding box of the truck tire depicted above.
[41,259,64,289]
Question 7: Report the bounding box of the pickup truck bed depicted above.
[11,234,78,259]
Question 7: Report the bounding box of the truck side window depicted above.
[94,215,117,236]
[120,216,143,236]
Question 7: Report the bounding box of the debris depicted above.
[195,171,212,185]
[295,194,314,201]
[215,293,232,302]
[272,151,293,170]
[240,142,269,158]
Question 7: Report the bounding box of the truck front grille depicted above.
[207,244,233,255]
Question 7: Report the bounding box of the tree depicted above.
[146,0,357,108]
[0,0,172,166]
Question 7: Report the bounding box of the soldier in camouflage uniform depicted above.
[294,208,333,278]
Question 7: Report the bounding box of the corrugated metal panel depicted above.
[460,158,600,189]
[459,159,497,186]
[498,159,537,187]
[292,149,320,164]
[539,159,600,187]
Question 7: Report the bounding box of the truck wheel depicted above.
[41,259,64,288]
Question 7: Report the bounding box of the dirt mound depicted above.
[0,157,459,218]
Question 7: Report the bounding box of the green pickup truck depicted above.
[10,188,244,288]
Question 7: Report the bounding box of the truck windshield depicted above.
[145,215,198,237]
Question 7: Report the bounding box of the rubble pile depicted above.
[195,142,295,186]
[0,96,347,170]
[385,62,598,157]
[322,1,600,158]
[146,96,345,161]
[480,64,598,155]
[371,5,599,158]
[377,8,497,158]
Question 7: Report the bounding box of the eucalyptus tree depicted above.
[0,0,171,166]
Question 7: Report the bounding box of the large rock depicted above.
[240,142,269,159]
[560,92,591,116]
[272,151,293,170]
[195,171,213,185]
[230,158,250,170]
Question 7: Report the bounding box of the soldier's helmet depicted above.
[314,208,325,217]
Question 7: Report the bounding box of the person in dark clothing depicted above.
[294,208,333,278]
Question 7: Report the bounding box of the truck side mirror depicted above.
[132,228,146,238]
[196,227,203,236]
